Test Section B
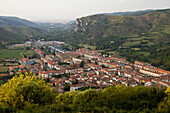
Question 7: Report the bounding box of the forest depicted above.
[0,73,169,113]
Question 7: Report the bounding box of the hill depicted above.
[64,9,170,70]
[0,26,43,48]
[0,16,38,27]
[3,26,43,38]
[101,9,155,16]
[0,16,45,48]
[37,21,76,31]
[0,16,75,47]
[0,28,19,48]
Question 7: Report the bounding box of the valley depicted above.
[0,7,170,112]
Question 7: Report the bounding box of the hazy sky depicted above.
[0,0,170,21]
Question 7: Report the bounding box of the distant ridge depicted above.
[95,9,168,16]
[0,16,38,27]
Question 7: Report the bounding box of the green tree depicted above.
[80,61,85,67]
[64,84,70,91]
[72,79,78,85]
[53,82,55,87]
[158,87,170,112]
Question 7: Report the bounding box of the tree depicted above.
[32,53,38,59]
[72,79,78,85]
[64,84,70,91]
[45,78,50,83]
[80,61,85,67]
[0,73,56,108]
[53,52,56,56]
[158,87,170,112]
[53,82,56,87]
[26,47,31,51]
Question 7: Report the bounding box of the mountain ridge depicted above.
[63,9,170,70]
[0,16,38,27]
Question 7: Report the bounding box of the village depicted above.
[4,40,170,93]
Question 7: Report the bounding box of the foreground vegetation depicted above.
[0,73,169,113]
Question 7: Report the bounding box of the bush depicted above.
[0,73,57,108]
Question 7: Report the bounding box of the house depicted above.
[39,71,50,78]
[39,60,45,68]
[155,68,170,75]
[41,57,48,63]
[72,57,82,63]
[46,54,55,59]
[124,71,132,78]
[26,60,36,65]
[101,68,117,75]
[34,49,45,57]
[139,69,162,77]
[22,58,28,63]
[88,63,102,70]
[102,62,120,68]
[9,66,18,71]
[19,65,25,69]
[70,83,83,91]
[47,61,58,69]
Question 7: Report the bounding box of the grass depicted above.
[97,49,110,53]
[161,25,170,34]
[97,50,106,52]
[137,51,150,56]
[124,36,157,47]
[78,44,97,50]
[0,49,24,59]
[8,46,26,50]
[150,32,159,35]
[38,47,51,55]
[5,63,19,66]
[132,48,140,51]
[23,51,35,57]
[123,41,141,46]
[0,66,9,72]
[0,63,18,66]
[107,51,118,55]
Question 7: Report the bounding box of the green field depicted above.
[137,51,150,56]
[132,48,140,51]
[78,44,97,50]
[124,36,157,47]
[123,41,141,46]
[161,25,170,34]
[0,49,24,59]
[0,66,9,72]
[107,51,118,55]
[23,51,35,57]
[8,46,26,50]
[0,62,18,66]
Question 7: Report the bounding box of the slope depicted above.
[0,16,38,27]
[65,9,170,70]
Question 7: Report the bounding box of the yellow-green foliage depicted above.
[158,87,170,112]
[56,91,79,104]
[73,89,100,104]
[0,73,56,108]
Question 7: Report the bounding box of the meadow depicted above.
[0,49,24,59]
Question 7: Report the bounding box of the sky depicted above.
[0,0,170,22]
